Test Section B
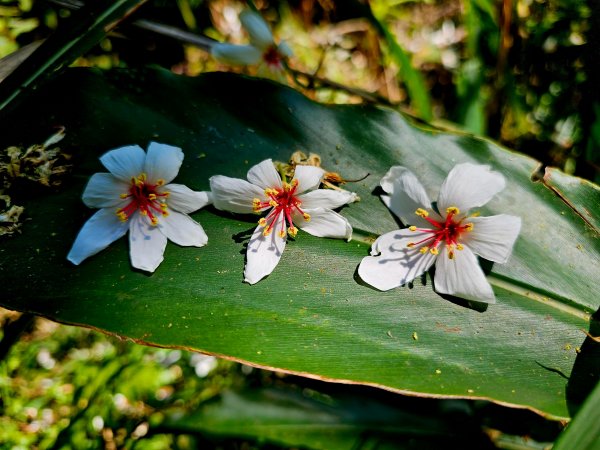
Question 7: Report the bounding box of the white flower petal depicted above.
[165,184,211,214]
[247,159,282,190]
[437,163,506,213]
[245,224,287,284]
[293,208,352,240]
[293,165,325,193]
[240,9,274,49]
[67,208,128,265]
[144,142,184,185]
[463,214,521,263]
[99,145,146,182]
[434,245,496,303]
[209,175,266,214]
[277,41,293,58]
[159,211,208,247]
[129,214,168,272]
[82,173,129,208]
[358,229,437,291]
[379,166,431,227]
[211,43,262,66]
[297,189,357,210]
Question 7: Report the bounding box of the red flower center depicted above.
[253,179,310,238]
[407,207,473,258]
[262,45,283,68]
[116,174,169,226]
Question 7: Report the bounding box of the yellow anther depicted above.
[278,229,286,238]
[116,211,128,222]
[263,227,272,237]
[288,226,298,237]
[264,188,277,196]
[464,223,474,231]
[283,182,291,191]
[163,191,170,198]
[409,226,417,231]
[430,247,439,255]
[269,200,278,207]
[162,211,169,217]
[148,193,157,200]
[292,178,299,186]
[456,244,464,250]
[258,218,267,227]
[448,250,455,260]
[151,217,159,226]
[407,242,416,248]
[140,210,148,216]
[419,246,429,254]
[160,203,168,210]
[446,206,460,215]
[415,208,429,218]
[156,178,165,186]
[120,193,128,199]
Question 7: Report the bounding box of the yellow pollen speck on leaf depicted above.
[303,213,311,221]
[415,208,429,218]
[430,247,439,255]
[258,218,267,227]
[446,206,460,215]
[419,246,429,254]
[464,223,474,231]
[409,226,417,231]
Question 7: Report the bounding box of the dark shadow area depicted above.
[566,307,600,416]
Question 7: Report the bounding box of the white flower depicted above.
[209,159,356,284]
[67,142,211,272]
[358,163,521,303]
[211,10,292,80]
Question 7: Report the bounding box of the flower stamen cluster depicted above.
[407,206,473,259]
[252,179,311,238]
[116,173,170,225]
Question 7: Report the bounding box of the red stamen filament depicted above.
[116,174,169,226]
[253,179,310,238]
[407,207,472,258]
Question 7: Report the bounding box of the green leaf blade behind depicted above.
[1,68,598,420]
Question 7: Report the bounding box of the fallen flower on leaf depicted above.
[358,163,521,303]
[68,142,211,272]
[211,9,292,81]
[209,159,357,284]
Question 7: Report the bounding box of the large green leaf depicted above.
[1,68,598,420]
